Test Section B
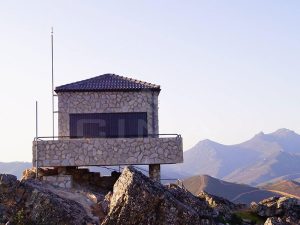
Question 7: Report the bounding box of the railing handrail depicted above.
[91,166,185,189]
[35,133,181,141]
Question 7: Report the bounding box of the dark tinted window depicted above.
[69,112,148,138]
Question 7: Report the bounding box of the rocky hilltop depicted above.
[1,166,299,225]
[0,174,94,225]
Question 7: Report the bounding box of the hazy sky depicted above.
[0,1,300,162]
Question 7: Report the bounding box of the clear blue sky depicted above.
[0,1,300,162]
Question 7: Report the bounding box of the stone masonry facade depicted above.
[33,137,183,167]
[43,175,73,188]
[58,91,159,137]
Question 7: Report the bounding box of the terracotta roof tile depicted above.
[55,74,160,93]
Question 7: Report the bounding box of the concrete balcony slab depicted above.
[33,137,183,167]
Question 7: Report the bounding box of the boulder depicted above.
[0,174,20,224]
[0,174,95,225]
[102,166,223,225]
[0,174,19,188]
[264,217,289,225]
[251,196,300,225]
[22,168,37,180]
[198,191,245,216]
[19,179,94,225]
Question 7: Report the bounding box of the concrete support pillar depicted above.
[149,164,160,182]
[57,166,67,175]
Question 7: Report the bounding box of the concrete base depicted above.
[149,164,160,182]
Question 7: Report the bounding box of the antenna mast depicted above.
[51,27,55,139]
[35,101,38,179]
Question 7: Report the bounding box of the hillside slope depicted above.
[260,180,300,199]
[182,174,280,204]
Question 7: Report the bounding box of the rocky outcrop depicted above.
[264,217,289,225]
[0,174,95,225]
[198,191,245,221]
[251,196,300,225]
[0,174,19,224]
[5,167,300,225]
[101,166,241,225]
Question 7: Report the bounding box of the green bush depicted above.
[234,211,265,224]
[11,209,32,225]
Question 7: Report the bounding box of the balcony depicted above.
[33,135,183,167]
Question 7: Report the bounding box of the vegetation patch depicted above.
[234,210,265,224]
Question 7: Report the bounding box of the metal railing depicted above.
[34,133,181,141]
[95,165,186,190]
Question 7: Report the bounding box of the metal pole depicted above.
[35,101,38,179]
[51,27,54,140]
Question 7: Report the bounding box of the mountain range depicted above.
[0,161,31,179]
[163,128,300,186]
[1,128,300,201]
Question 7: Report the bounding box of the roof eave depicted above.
[54,88,161,93]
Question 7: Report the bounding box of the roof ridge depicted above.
[55,73,160,93]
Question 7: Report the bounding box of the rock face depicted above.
[0,174,19,224]
[101,166,238,225]
[0,174,94,225]
[251,196,300,225]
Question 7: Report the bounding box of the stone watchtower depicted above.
[33,74,183,183]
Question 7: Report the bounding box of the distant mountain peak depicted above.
[272,128,295,136]
[251,128,297,141]
[197,139,221,147]
[254,131,265,137]
[198,174,215,180]
[202,139,215,144]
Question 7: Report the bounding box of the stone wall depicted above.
[37,167,120,191]
[57,91,159,137]
[33,137,183,167]
[43,175,73,188]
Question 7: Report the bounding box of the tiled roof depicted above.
[55,74,161,93]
